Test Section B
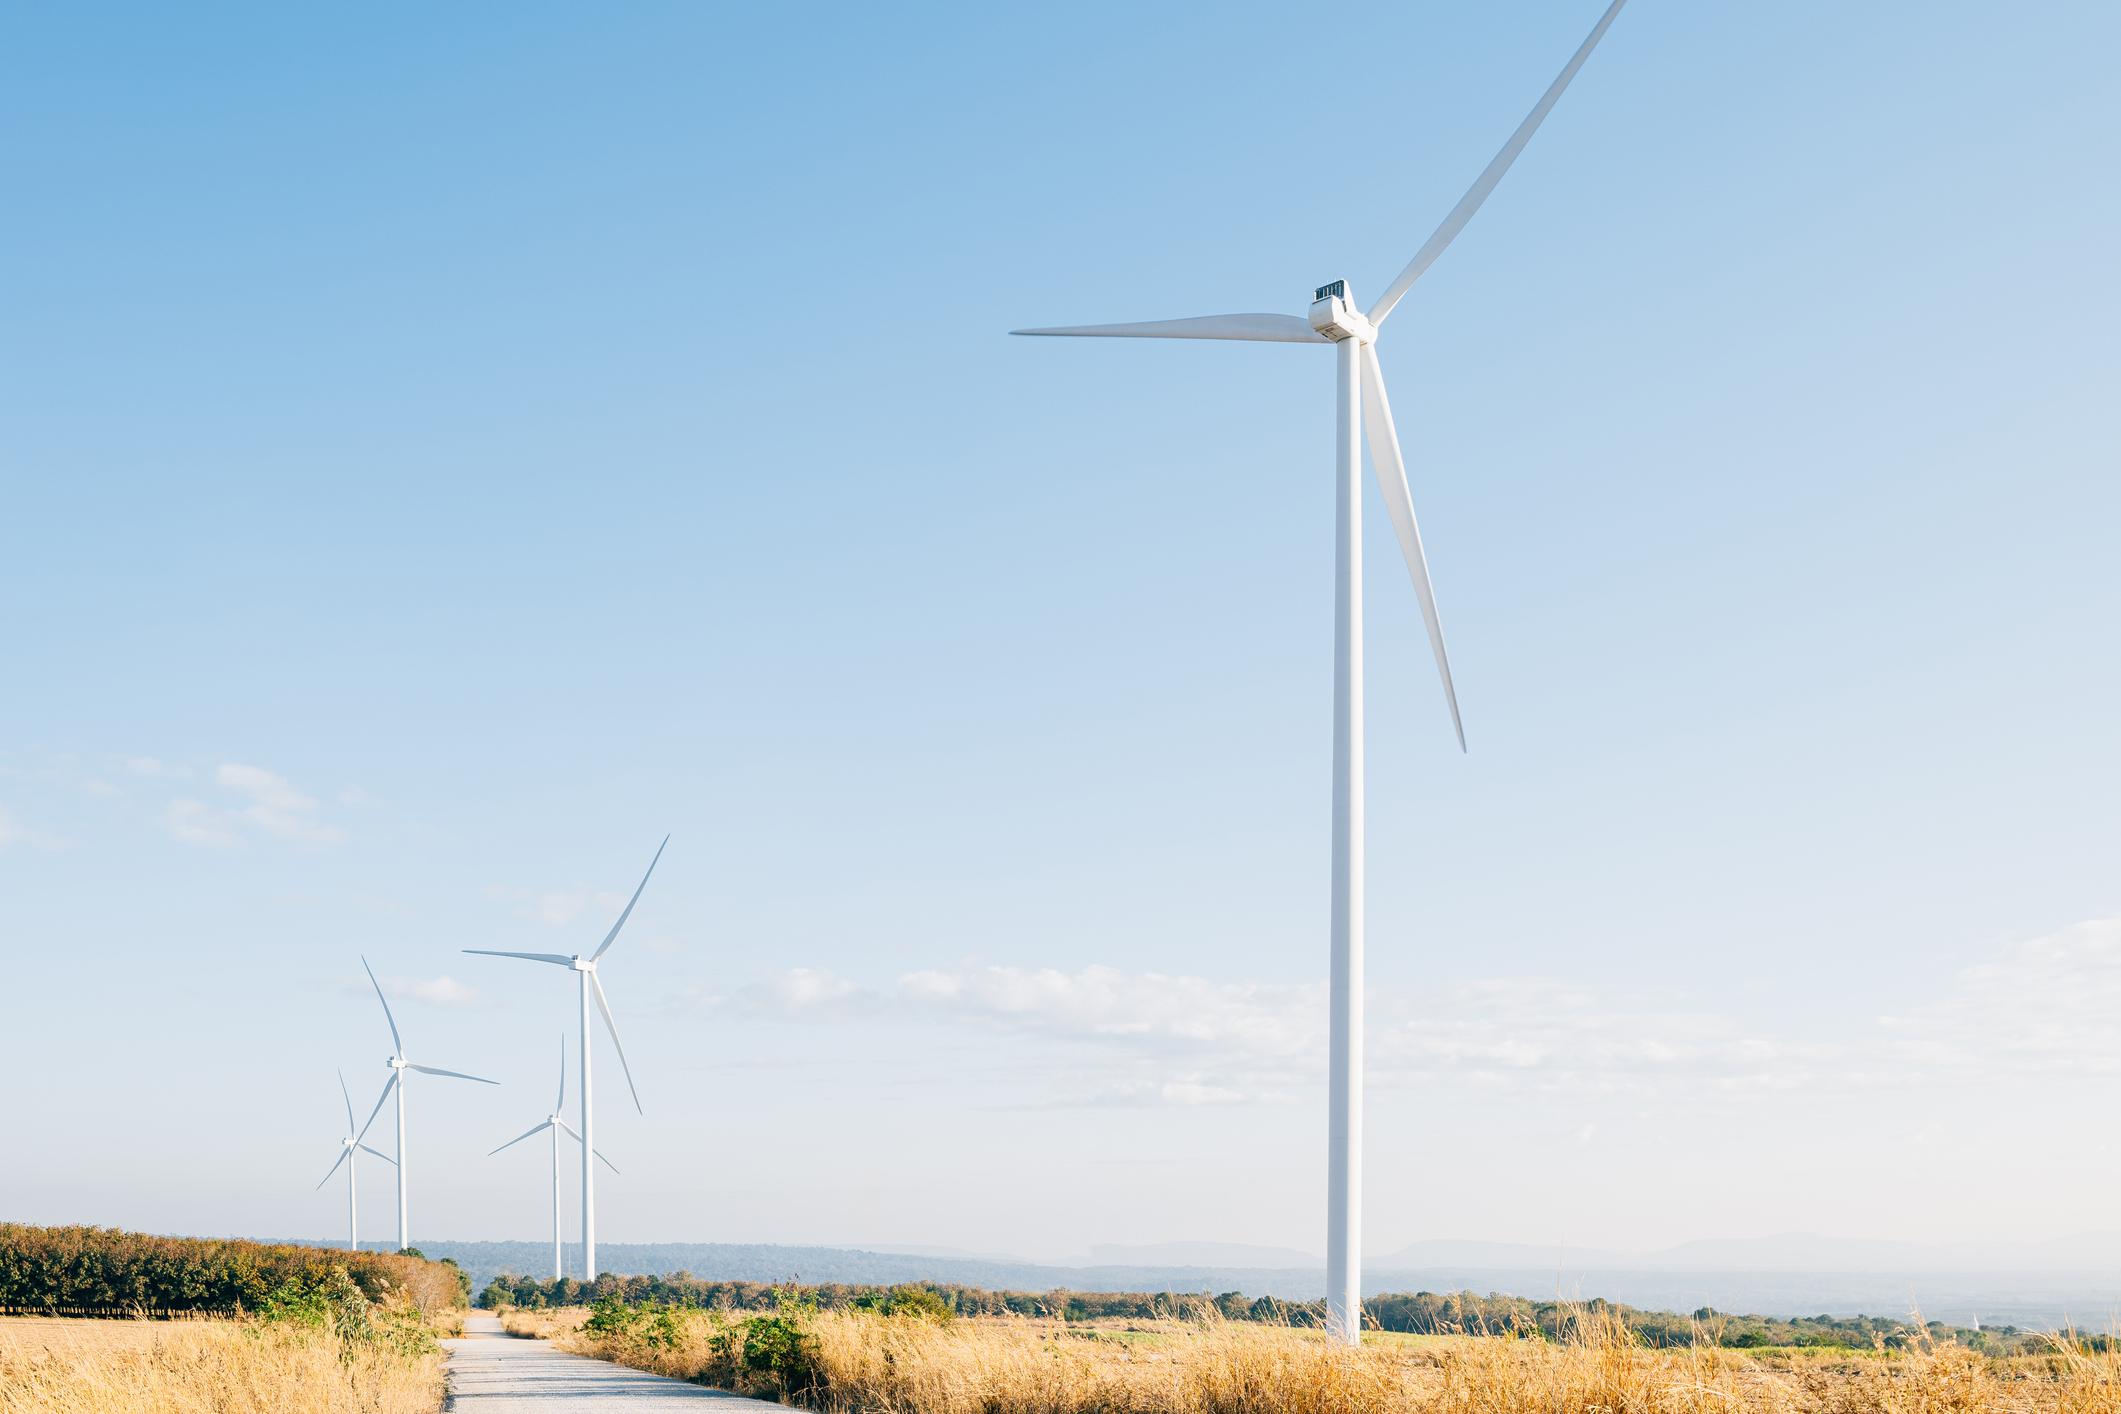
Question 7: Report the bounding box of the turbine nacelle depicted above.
[1308,280,1374,344]
[570,956,594,972]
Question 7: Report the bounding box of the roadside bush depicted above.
[0,1223,463,1315]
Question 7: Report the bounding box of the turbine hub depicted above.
[571,956,594,972]
[1308,279,1373,344]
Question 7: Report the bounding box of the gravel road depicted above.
[445,1313,758,1410]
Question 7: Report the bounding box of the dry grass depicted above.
[515,1303,2121,1414]
[0,1313,444,1414]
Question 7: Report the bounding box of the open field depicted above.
[0,1314,444,1414]
[503,1303,2121,1414]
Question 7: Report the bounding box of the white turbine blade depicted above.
[353,1074,397,1145]
[1368,0,1629,327]
[357,1143,397,1166]
[591,835,669,962]
[552,1118,619,1173]
[1359,344,1466,751]
[1012,313,1327,344]
[462,949,574,966]
[488,1121,551,1157]
[361,956,401,1053]
[337,1069,354,1133]
[407,1063,499,1084]
[316,1146,351,1190]
[555,1034,567,1113]
[590,972,642,1113]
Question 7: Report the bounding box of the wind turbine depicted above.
[488,1035,620,1281]
[316,1068,395,1253]
[1010,0,1631,1344]
[353,955,498,1252]
[464,835,665,1280]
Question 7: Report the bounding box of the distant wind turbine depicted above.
[316,1068,395,1253]
[489,1035,619,1281]
[1010,0,1632,1344]
[353,956,498,1251]
[465,835,666,1280]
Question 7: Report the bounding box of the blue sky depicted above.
[3,0,2118,1262]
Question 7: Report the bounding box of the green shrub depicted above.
[740,1312,819,1390]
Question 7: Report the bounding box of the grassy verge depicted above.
[0,1311,445,1414]
[507,1299,2121,1414]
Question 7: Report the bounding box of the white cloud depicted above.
[166,798,239,848]
[217,763,344,842]
[166,763,346,846]
[384,975,480,1007]
[899,965,1320,1057]
[0,805,54,848]
[769,967,858,1009]
[1881,919,2121,1078]
[703,918,2121,1109]
[486,884,627,929]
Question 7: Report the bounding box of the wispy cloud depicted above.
[691,919,2121,1109]
[386,974,480,1007]
[1880,918,2121,1078]
[165,763,347,847]
[0,805,59,849]
[485,884,626,929]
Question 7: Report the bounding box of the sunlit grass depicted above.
[507,1301,2121,1414]
[0,1313,445,1414]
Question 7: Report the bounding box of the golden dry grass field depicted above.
[503,1303,2121,1414]
[0,1313,444,1414]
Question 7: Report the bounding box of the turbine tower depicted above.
[354,956,498,1251]
[1010,0,1631,1344]
[316,1068,395,1252]
[466,835,664,1280]
[489,1035,620,1281]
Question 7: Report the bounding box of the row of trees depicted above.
[0,1223,469,1314]
[477,1271,2022,1352]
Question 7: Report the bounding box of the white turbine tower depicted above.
[488,1035,620,1281]
[464,835,665,1281]
[354,956,499,1252]
[316,1068,395,1253]
[1011,1,1630,1345]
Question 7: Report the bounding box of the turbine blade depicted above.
[554,1118,583,1143]
[337,1069,354,1133]
[1359,344,1466,750]
[361,956,401,1054]
[354,1074,397,1146]
[462,950,574,966]
[556,1034,567,1113]
[590,972,642,1113]
[488,1121,551,1157]
[407,1063,499,1084]
[357,1143,397,1166]
[316,1146,351,1190]
[591,835,669,962]
[1368,0,1629,327]
[594,1149,621,1176]
[1011,313,1327,344]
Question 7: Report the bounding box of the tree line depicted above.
[476,1270,2028,1351]
[0,1223,469,1315]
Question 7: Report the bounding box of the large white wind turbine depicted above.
[465,835,665,1281]
[489,1035,619,1281]
[353,956,498,1252]
[316,1068,395,1253]
[1011,0,1631,1344]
